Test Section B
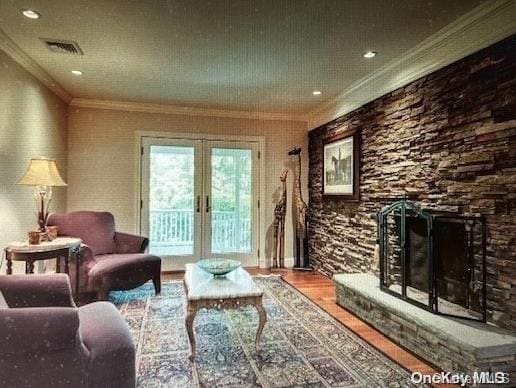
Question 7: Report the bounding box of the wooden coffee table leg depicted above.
[27,261,35,274]
[186,303,197,361]
[255,297,267,352]
[6,259,13,275]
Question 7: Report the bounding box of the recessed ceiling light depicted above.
[71,70,83,75]
[312,90,322,96]
[363,51,377,58]
[21,9,41,19]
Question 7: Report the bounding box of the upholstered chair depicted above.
[47,211,161,300]
[0,274,135,387]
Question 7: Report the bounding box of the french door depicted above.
[140,136,259,271]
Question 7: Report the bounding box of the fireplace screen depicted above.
[378,200,486,322]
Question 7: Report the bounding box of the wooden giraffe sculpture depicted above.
[273,169,288,268]
[288,147,309,268]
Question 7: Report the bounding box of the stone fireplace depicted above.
[307,34,516,381]
[378,200,486,321]
[307,35,516,330]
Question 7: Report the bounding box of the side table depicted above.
[4,237,82,298]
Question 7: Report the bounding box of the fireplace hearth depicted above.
[377,200,486,322]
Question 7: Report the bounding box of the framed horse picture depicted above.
[322,128,360,200]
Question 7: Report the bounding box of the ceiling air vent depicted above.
[40,38,83,55]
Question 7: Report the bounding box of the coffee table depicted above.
[184,263,267,361]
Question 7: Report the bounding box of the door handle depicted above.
[206,195,211,213]
[196,195,201,213]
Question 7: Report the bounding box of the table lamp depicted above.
[17,157,67,232]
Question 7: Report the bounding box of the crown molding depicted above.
[69,98,307,122]
[2,0,514,124]
[308,0,516,129]
[0,28,72,103]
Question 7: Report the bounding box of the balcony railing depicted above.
[150,209,251,254]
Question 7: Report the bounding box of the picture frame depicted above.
[322,128,360,200]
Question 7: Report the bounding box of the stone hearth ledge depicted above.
[333,273,516,380]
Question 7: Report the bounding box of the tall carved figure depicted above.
[288,147,309,268]
[273,169,288,268]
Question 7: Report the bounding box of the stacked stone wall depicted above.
[308,35,516,329]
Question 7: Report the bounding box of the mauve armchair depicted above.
[47,211,161,300]
[0,274,135,388]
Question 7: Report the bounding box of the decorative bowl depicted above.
[197,258,241,276]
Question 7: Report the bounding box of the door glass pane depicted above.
[149,145,195,256]
[211,148,252,253]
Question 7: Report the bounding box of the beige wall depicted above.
[67,107,308,265]
[0,49,68,273]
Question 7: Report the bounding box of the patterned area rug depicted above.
[111,276,423,387]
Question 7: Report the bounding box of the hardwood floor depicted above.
[163,268,440,381]
[276,270,439,376]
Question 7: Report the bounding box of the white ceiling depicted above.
[0,0,484,114]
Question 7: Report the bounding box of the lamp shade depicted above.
[17,157,67,186]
